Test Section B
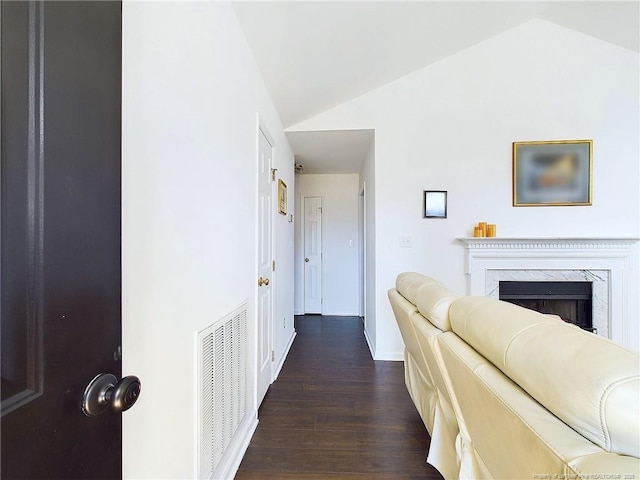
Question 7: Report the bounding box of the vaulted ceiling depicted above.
[233,1,639,174]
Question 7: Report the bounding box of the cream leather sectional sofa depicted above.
[389,272,640,479]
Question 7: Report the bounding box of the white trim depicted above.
[258,116,276,149]
[359,183,367,320]
[364,326,375,359]
[321,310,361,316]
[373,349,404,361]
[211,415,258,480]
[457,237,639,250]
[272,329,296,381]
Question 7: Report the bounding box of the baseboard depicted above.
[363,327,403,361]
[212,413,258,480]
[294,310,304,316]
[273,329,296,381]
[321,311,361,316]
[373,349,404,361]
[364,327,375,359]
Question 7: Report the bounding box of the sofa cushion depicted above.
[396,272,436,305]
[415,281,459,332]
[449,296,640,458]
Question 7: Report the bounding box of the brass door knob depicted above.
[258,277,270,286]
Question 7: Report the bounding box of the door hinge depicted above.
[272,260,276,271]
[271,350,275,362]
[271,168,277,181]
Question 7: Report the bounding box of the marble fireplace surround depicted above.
[458,238,640,351]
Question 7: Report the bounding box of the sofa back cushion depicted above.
[437,330,607,479]
[449,296,640,458]
[415,281,459,332]
[396,272,436,305]
[395,272,459,331]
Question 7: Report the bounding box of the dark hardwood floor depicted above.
[235,315,443,480]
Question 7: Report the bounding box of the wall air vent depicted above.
[197,303,248,479]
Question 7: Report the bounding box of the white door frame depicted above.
[359,184,366,321]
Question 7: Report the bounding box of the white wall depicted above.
[122,2,294,478]
[289,19,640,359]
[294,174,361,316]
[273,170,296,375]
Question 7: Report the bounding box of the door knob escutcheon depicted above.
[305,257,309,262]
[82,373,141,417]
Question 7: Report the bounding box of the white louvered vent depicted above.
[198,303,248,479]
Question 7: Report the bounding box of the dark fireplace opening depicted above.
[499,281,594,333]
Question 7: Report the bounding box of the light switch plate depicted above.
[399,236,413,248]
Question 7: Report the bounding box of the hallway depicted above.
[236,315,443,479]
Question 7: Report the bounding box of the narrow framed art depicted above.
[277,179,287,215]
[512,139,592,206]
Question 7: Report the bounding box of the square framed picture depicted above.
[277,179,287,215]
[423,190,447,218]
[513,140,592,206]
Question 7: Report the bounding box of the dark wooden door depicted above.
[1,2,123,478]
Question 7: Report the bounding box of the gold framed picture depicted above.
[277,179,287,215]
[512,139,592,206]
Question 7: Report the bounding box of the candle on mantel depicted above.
[487,224,496,237]
[478,222,487,237]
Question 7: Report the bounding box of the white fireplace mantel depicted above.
[458,237,639,251]
[457,237,640,351]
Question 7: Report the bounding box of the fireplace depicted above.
[457,237,640,351]
[499,281,593,332]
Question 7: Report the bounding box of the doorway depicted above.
[359,185,366,321]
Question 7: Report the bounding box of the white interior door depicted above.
[304,197,322,314]
[257,128,273,405]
